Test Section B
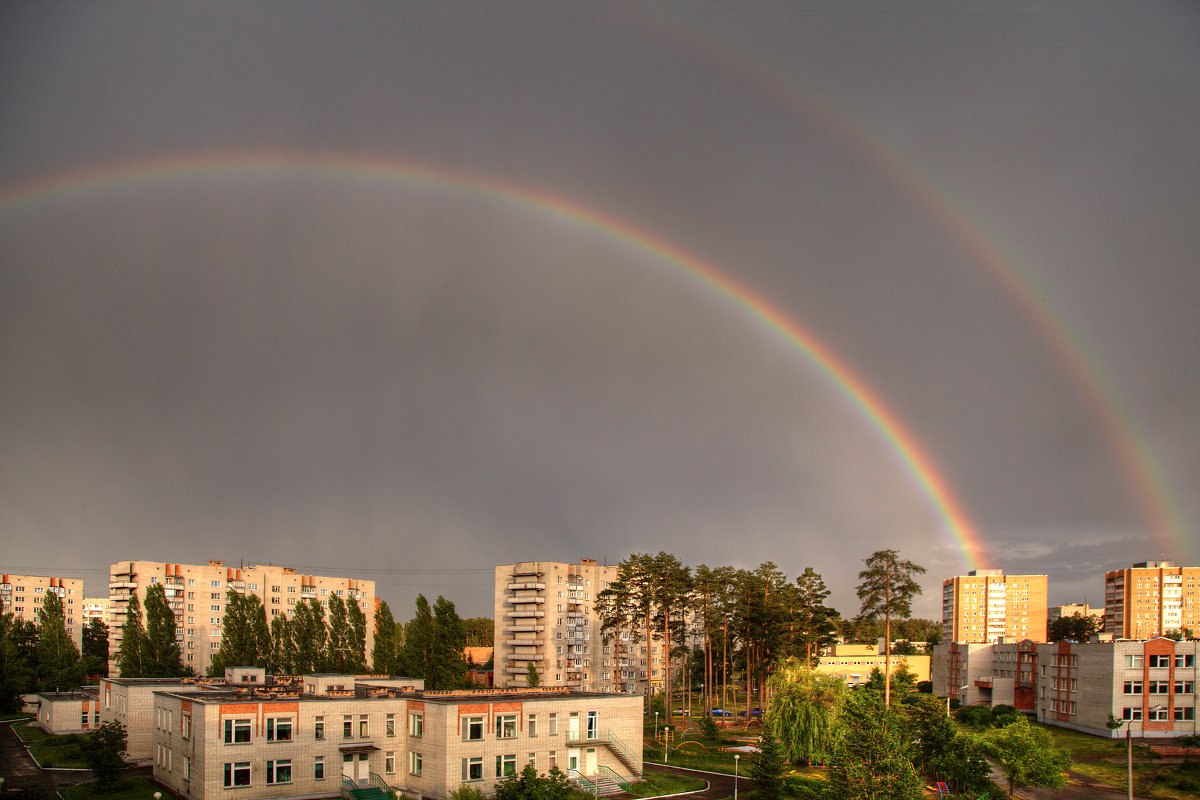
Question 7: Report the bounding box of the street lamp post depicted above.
[654,711,659,747]
[734,754,740,800]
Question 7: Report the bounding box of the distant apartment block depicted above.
[82,596,112,626]
[493,559,665,695]
[1104,561,1200,640]
[108,560,375,676]
[941,570,1047,644]
[1048,603,1103,625]
[0,574,84,650]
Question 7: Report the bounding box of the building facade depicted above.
[82,596,112,626]
[33,691,102,735]
[108,560,375,676]
[941,570,1048,644]
[0,574,84,650]
[493,559,666,695]
[1104,562,1200,640]
[1048,603,1103,625]
[814,644,930,688]
[151,683,643,800]
[931,641,1039,712]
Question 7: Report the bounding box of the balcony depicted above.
[508,596,546,605]
[109,581,137,590]
[508,582,546,591]
[508,653,545,661]
[507,610,545,619]
[505,625,545,633]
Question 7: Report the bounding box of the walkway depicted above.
[0,719,92,797]
[643,763,743,800]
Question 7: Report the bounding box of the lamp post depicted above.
[734,754,740,800]
[654,711,659,747]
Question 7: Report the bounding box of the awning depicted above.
[338,744,381,753]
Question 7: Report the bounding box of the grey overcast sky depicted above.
[2,1,1198,621]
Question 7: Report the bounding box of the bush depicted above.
[955,705,992,728]
[449,786,488,800]
[917,681,933,694]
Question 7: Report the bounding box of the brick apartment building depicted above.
[0,574,85,650]
[941,570,1048,644]
[1104,561,1200,640]
[108,560,375,676]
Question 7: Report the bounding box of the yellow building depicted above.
[942,570,1048,644]
[1104,561,1200,639]
[814,644,930,687]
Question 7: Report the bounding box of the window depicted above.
[496,754,517,778]
[1148,707,1170,722]
[549,751,557,770]
[314,717,324,740]
[549,713,557,736]
[1148,681,1170,694]
[1175,707,1196,721]
[1177,654,1196,667]
[1124,681,1143,695]
[1125,654,1144,668]
[528,714,537,737]
[465,716,484,741]
[1122,706,1143,721]
[344,716,353,738]
[224,719,252,744]
[223,762,251,787]
[184,755,190,780]
[182,713,191,740]
[409,712,423,737]
[266,718,293,742]
[1148,654,1172,668]
[386,714,395,736]
[360,715,369,737]
[315,756,325,780]
[462,757,484,781]
[496,714,517,738]
[82,709,90,726]
[1176,681,1195,694]
[409,751,423,776]
[266,760,292,784]
[385,752,395,774]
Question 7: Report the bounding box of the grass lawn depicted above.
[14,721,89,768]
[60,776,165,800]
[625,770,708,796]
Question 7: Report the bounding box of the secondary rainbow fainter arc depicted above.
[0,151,988,571]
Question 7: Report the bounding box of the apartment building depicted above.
[1048,603,1103,625]
[493,559,666,695]
[1104,561,1200,640]
[151,682,643,800]
[1036,639,1198,738]
[814,643,930,688]
[82,596,112,626]
[941,570,1048,644]
[108,560,375,676]
[0,574,84,650]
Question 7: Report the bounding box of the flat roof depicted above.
[152,688,633,705]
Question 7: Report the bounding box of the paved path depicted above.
[642,763,744,800]
[985,755,1156,800]
[0,719,92,797]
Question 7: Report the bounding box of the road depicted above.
[0,719,94,797]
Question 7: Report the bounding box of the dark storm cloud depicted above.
[2,1,1198,620]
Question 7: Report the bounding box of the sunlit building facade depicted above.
[0,573,84,650]
[1104,562,1200,640]
[941,570,1047,644]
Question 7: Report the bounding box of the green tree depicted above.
[750,731,787,800]
[142,583,183,676]
[372,601,400,674]
[791,567,839,664]
[890,661,917,698]
[269,614,294,674]
[983,716,1070,797]
[212,591,271,675]
[1178,733,1200,766]
[856,549,926,706]
[431,595,467,689]
[649,552,691,721]
[82,618,110,678]
[0,614,38,711]
[401,595,434,680]
[525,661,541,687]
[907,694,991,796]
[1047,613,1102,642]
[290,599,328,673]
[766,659,846,765]
[493,763,573,800]
[117,591,147,678]
[828,688,923,800]
[463,617,494,647]
[79,720,128,788]
[347,596,368,672]
[36,592,81,689]
[327,593,351,672]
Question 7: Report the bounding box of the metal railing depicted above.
[594,764,636,793]
[564,730,638,773]
[567,769,599,794]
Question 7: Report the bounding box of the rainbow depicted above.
[0,152,987,568]
[632,7,1191,560]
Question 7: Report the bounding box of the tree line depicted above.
[596,549,929,716]
[0,592,109,710]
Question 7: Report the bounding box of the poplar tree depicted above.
[856,549,925,706]
[82,618,110,677]
[36,592,81,689]
[143,583,183,676]
[372,601,399,675]
[290,599,328,673]
[327,593,351,672]
[400,595,433,681]
[269,614,294,674]
[213,592,271,674]
[347,597,368,672]
[431,595,467,689]
[118,591,147,678]
[1,614,39,709]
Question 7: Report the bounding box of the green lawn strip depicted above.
[0,712,31,721]
[60,776,166,800]
[15,721,89,768]
[625,770,708,796]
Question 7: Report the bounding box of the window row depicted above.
[222,759,295,787]
[1121,706,1196,722]
[1123,681,1196,695]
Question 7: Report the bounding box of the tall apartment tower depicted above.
[0,574,85,649]
[941,570,1048,644]
[494,558,665,694]
[1104,561,1200,639]
[108,560,375,676]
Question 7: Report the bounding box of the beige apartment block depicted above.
[1048,603,1103,625]
[82,596,112,626]
[151,683,643,800]
[0,574,84,650]
[1104,561,1200,640]
[814,644,930,688]
[494,559,667,695]
[108,560,375,676]
[1036,639,1198,738]
[941,570,1047,644]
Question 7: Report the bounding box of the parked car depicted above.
[709,708,733,716]
[673,709,691,716]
